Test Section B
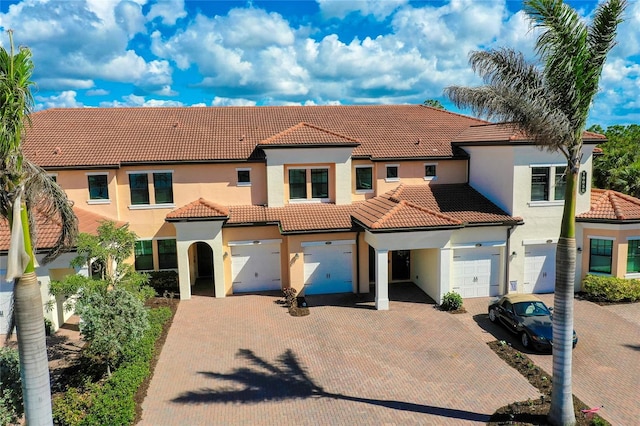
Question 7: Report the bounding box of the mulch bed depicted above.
[487,340,609,425]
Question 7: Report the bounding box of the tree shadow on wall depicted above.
[171,348,490,423]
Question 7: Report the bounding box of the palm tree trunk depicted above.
[548,163,577,426]
[13,203,53,426]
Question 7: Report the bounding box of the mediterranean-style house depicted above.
[2,104,640,332]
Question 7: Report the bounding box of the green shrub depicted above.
[582,274,640,302]
[53,307,172,426]
[0,347,22,425]
[147,270,179,296]
[441,291,463,311]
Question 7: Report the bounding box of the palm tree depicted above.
[444,1,626,425]
[1,30,77,425]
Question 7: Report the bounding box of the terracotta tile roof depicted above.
[24,105,486,167]
[227,203,357,233]
[353,184,521,230]
[577,189,640,221]
[453,123,606,144]
[0,207,123,251]
[166,198,229,220]
[259,122,359,147]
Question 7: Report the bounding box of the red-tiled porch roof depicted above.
[577,189,640,222]
[0,207,124,251]
[259,122,359,147]
[166,198,229,220]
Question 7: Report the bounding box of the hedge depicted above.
[582,274,640,303]
[53,307,172,426]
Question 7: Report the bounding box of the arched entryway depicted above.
[189,241,215,297]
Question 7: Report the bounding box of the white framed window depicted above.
[127,170,175,209]
[157,238,178,270]
[385,164,399,182]
[424,163,437,181]
[287,166,330,203]
[529,164,566,205]
[355,165,373,193]
[236,168,251,187]
[86,172,110,204]
[48,173,58,183]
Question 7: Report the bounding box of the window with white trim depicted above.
[385,164,399,182]
[237,168,251,186]
[288,167,330,202]
[128,171,174,207]
[589,238,613,274]
[424,163,437,180]
[355,166,373,191]
[87,173,109,201]
[530,165,566,202]
[627,239,640,273]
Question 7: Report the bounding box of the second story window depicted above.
[531,165,566,203]
[386,164,399,182]
[128,170,175,207]
[289,169,307,199]
[87,173,109,201]
[424,164,437,180]
[237,168,251,186]
[130,173,150,205]
[311,169,328,198]
[356,166,373,191]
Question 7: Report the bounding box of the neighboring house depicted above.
[0,208,113,333]
[4,104,634,312]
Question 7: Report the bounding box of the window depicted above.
[158,239,177,270]
[49,174,57,183]
[531,167,549,201]
[311,169,328,198]
[356,166,373,191]
[129,173,150,205]
[554,167,567,200]
[627,239,640,273]
[424,164,437,180]
[386,165,399,181]
[134,240,153,271]
[153,172,173,204]
[531,165,566,202]
[128,171,174,206]
[589,239,613,274]
[289,169,307,199]
[237,169,251,186]
[87,174,108,200]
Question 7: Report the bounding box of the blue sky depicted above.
[1,0,638,128]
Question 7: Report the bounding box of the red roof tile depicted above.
[453,123,606,144]
[353,184,521,230]
[166,198,229,220]
[24,105,486,167]
[259,122,359,147]
[0,207,123,251]
[577,189,640,221]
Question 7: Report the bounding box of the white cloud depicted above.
[100,94,184,107]
[86,89,110,96]
[211,97,257,106]
[35,91,84,110]
[317,0,407,20]
[36,78,95,91]
[147,0,187,26]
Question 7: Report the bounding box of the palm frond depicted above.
[22,159,78,263]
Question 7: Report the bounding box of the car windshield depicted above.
[513,301,550,317]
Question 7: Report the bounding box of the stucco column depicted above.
[176,239,192,300]
[438,247,451,304]
[212,232,226,298]
[375,249,389,310]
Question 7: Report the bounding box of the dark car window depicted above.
[514,301,550,317]
[502,300,513,312]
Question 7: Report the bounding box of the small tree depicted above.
[0,347,23,425]
[75,286,149,376]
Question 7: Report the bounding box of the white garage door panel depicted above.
[452,249,501,298]
[524,244,556,294]
[231,244,281,293]
[304,244,353,295]
[0,270,11,335]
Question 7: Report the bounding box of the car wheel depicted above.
[489,308,498,323]
[521,332,530,349]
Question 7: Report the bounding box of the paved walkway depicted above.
[139,285,539,425]
[461,295,640,426]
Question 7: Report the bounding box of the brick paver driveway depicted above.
[140,285,538,425]
[461,295,640,426]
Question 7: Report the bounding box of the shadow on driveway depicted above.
[171,348,490,423]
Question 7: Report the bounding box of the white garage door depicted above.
[303,241,354,295]
[523,244,556,294]
[231,241,281,293]
[452,248,501,298]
